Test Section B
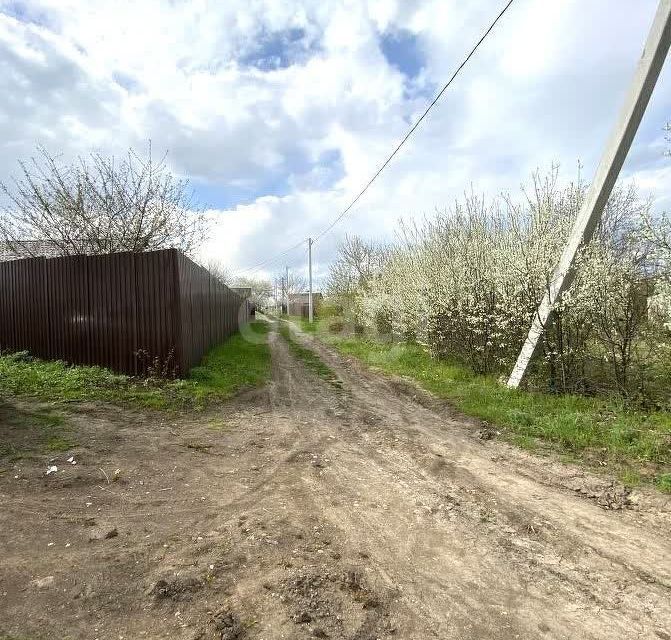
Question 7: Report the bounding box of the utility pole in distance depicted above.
[279,275,285,315]
[274,278,278,314]
[285,265,289,315]
[308,238,314,323]
[507,0,671,389]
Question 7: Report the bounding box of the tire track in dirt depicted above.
[1,319,669,640]
[276,321,671,640]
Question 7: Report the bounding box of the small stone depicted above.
[31,576,55,588]
[88,526,118,542]
[296,611,312,624]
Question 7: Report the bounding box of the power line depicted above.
[313,0,515,243]
[231,0,515,272]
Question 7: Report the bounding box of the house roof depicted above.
[232,287,252,298]
[0,241,62,262]
[288,292,323,303]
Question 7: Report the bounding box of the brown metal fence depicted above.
[0,248,249,376]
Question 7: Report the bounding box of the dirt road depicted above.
[1,320,670,639]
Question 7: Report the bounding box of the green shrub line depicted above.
[289,316,671,492]
[324,178,671,407]
[0,320,271,412]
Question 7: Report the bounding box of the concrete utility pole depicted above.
[274,278,278,314]
[308,238,314,323]
[285,265,289,315]
[507,0,671,389]
[279,276,284,315]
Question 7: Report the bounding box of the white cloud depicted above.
[1,0,669,288]
[200,203,271,268]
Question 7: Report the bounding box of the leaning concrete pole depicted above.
[507,0,671,389]
[308,238,314,323]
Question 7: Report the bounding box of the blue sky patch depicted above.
[192,174,290,210]
[240,27,315,71]
[191,147,344,209]
[112,71,140,93]
[380,29,424,79]
[290,148,345,191]
[2,1,50,27]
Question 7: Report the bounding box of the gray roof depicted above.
[288,292,323,303]
[0,241,62,262]
[232,287,252,299]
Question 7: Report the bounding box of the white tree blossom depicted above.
[328,168,668,400]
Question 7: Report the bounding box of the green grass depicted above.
[0,321,272,412]
[285,315,318,333]
[278,321,341,387]
[187,320,272,404]
[311,328,670,489]
[0,405,73,460]
[657,473,671,493]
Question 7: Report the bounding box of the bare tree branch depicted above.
[0,144,207,258]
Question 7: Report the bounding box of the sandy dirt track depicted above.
[1,319,670,640]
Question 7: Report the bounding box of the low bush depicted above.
[326,168,671,408]
[328,320,344,334]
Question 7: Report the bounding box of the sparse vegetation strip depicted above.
[294,316,671,492]
[278,321,341,388]
[0,320,271,411]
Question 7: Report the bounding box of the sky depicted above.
[1,0,670,288]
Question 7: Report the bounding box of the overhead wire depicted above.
[313,0,515,243]
[231,0,515,274]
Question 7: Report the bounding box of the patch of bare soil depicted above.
[1,321,670,640]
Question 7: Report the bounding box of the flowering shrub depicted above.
[327,168,670,405]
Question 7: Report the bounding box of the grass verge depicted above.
[295,318,671,492]
[0,403,73,461]
[284,315,318,333]
[278,321,341,387]
[0,320,271,412]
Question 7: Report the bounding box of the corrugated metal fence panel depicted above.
[84,251,139,374]
[0,248,247,376]
[45,255,91,366]
[0,257,48,357]
[176,252,191,372]
[175,252,249,374]
[133,249,183,375]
